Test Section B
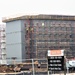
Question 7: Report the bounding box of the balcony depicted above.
[1,32,6,37]
[1,52,6,55]
[0,60,7,64]
[1,49,6,54]
[1,28,5,31]
[1,44,6,49]
[1,60,7,64]
[1,39,6,43]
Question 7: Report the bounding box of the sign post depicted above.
[47,50,64,75]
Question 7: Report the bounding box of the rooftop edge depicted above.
[2,14,75,22]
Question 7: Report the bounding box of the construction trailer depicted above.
[2,14,75,63]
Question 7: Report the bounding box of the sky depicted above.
[0,0,75,23]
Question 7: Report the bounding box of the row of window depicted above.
[35,27,75,31]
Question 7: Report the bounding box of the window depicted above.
[50,27,54,31]
[66,27,71,31]
[61,27,66,31]
[55,27,60,31]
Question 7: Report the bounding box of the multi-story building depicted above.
[0,23,6,64]
[2,15,75,62]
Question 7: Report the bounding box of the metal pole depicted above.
[67,61,69,74]
[15,70,16,75]
[32,59,35,75]
[22,71,24,75]
[47,62,49,75]
[48,71,49,75]
[67,67,69,74]
[64,56,66,75]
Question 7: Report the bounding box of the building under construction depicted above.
[2,14,75,62]
[0,23,6,64]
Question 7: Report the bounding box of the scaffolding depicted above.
[24,19,75,59]
[25,19,36,59]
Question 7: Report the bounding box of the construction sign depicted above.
[47,50,64,71]
[48,50,64,56]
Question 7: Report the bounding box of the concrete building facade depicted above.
[2,15,75,62]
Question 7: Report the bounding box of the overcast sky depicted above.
[0,0,75,23]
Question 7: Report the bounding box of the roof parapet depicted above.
[2,14,75,22]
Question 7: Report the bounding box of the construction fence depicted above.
[0,59,74,75]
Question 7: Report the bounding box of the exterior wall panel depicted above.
[6,20,21,33]
[6,20,23,63]
[21,20,26,60]
[6,32,21,44]
[6,44,21,59]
